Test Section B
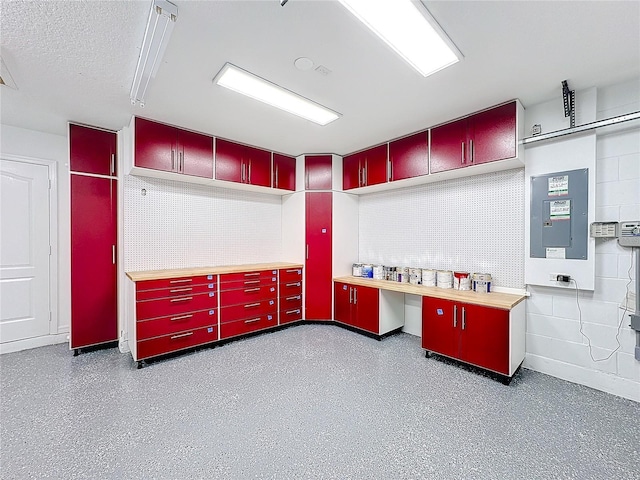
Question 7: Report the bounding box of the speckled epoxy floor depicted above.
[1,324,639,479]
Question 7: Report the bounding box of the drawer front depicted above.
[136,282,217,301]
[137,325,218,360]
[220,285,277,307]
[136,292,218,321]
[219,313,277,340]
[220,299,277,324]
[137,275,217,292]
[137,308,218,340]
[220,270,278,286]
[279,268,302,283]
[279,281,302,296]
[220,276,277,292]
[280,307,302,324]
[279,293,302,310]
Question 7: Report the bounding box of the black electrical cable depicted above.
[572,249,634,362]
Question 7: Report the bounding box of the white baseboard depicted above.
[524,353,640,403]
[1,333,69,354]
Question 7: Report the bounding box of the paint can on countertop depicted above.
[409,268,422,285]
[352,263,362,277]
[422,269,436,287]
[473,273,492,293]
[436,270,453,289]
[397,266,409,283]
[373,265,384,280]
[453,271,471,291]
[361,264,373,279]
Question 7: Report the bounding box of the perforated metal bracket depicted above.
[562,80,575,128]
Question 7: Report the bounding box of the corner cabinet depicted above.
[134,117,213,178]
[422,295,525,381]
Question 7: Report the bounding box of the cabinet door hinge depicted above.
[49,245,52,255]
[48,179,52,190]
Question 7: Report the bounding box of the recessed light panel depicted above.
[338,0,461,77]
[214,63,341,126]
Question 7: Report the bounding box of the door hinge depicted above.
[48,179,52,189]
[49,312,52,322]
[49,245,52,255]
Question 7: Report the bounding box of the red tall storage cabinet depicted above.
[305,192,333,320]
[70,124,118,352]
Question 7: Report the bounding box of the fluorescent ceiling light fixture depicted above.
[214,63,341,126]
[338,0,461,77]
[130,0,178,106]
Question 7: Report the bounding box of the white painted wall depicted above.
[523,78,640,402]
[0,124,70,348]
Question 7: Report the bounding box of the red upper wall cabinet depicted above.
[70,124,117,176]
[215,138,271,187]
[388,131,428,181]
[305,155,332,190]
[431,101,517,173]
[135,117,213,178]
[342,144,387,190]
[273,153,296,191]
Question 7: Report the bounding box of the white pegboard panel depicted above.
[358,169,525,288]
[124,176,283,272]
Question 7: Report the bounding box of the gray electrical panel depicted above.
[530,169,588,259]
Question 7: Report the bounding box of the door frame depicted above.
[0,153,59,350]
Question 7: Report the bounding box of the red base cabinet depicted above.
[422,296,520,378]
[334,282,379,334]
[279,268,303,324]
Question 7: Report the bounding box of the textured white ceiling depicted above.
[1,0,639,156]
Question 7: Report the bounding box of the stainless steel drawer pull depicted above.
[170,279,192,284]
[453,305,457,328]
[244,318,261,324]
[171,332,193,340]
[286,295,301,301]
[285,269,300,273]
[286,282,301,287]
[170,314,193,321]
[244,288,260,293]
[244,273,260,277]
[286,309,300,315]
[170,297,193,302]
[170,287,192,293]
[244,280,260,285]
[462,307,466,330]
[244,303,261,308]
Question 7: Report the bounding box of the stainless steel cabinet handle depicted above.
[354,288,357,304]
[110,154,115,175]
[469,140,474,163]
[286,309,300,315]
[112,245,116,264]
[179,151,184,172]
[306,245,309,260]
[244,280,260,285]
[306,170,309,189]
[244,303,261,308]
[170,297,193,302]
[244,288,260,293]
[453,305,457,327]
[286,282,300,287]
[244,272,260,277]
[170,279,192,284]
[275,164,278,188]
[461,142,465,164]
[170,287,192,293]
[286,295,301,301]
[363,159,368,186]
[389,160,393,181]
[171,332,193,339]
[171,150,175,171]
[244,318,261,324]
[248,160,252,183]
[462,307,466,330]
[170,314,193,321]
[285,269,300,273]
[349,287,353,304]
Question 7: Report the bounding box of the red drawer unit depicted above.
[280,307,302,324]
[220,298,277,324]
[220,270,277,285]
[137,274,217,292]
[136,282,216,301]
[279,268,302,283]
[137,292,217,321]
[137,325,218,360]
[220,312,277,339]
[220,285,277,307]
[137,308,217,340]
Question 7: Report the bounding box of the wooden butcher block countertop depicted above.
[126,262,304,282]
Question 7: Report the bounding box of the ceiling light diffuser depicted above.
[130,0,178,106]
[213,63,341,126]
[338,0,461,77]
